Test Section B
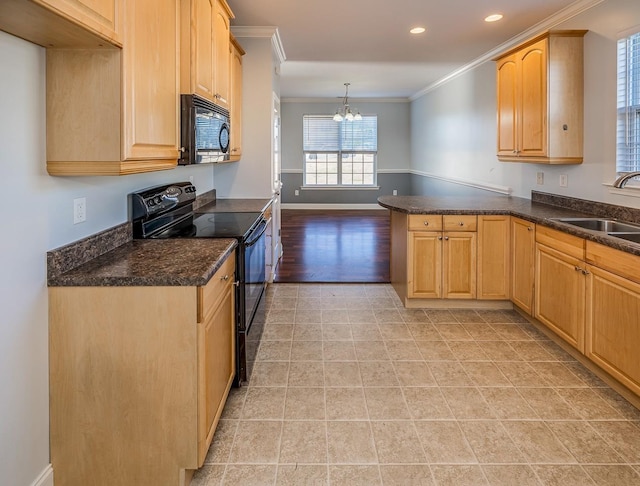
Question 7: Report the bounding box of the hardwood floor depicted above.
[274,209,391,283]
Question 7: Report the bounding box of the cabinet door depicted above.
[229,37,244,160]
[41,0,122,44]
[511,217,535,313]
[535,243,585,351]
[443,232,477,299]
[586,266,640,396]
[194,0,215,100]
[518,38,547,157]
[496,55,518,157]
[122,0,179,161]
[198,270,235,464]
[212,0,231,108]
[477,215,510,300]
[408,232,442,298]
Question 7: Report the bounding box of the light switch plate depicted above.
[536,172,544,185]
[559,174,568,187]
[73,197,86,224]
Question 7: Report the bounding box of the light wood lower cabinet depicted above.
[477,215,510,300]
[511,217,535,313]
[49,254,235,486]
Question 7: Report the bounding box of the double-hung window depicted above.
[616,30,640,176]
[303,115,378,187]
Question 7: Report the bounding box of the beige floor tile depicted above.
[228,421,283,464]
[447,341,490,361]
[287,361,324,387]
[364,387,410,419]
[294,308,322,322]
[481,465,539,486]
[359,361,400,386]
[479,340,522,361]
[275,464,328,485]
[491,323,533,340]
[220,387,247,420]
[556,388,625,420]
[531,465,595,486]
[433,323,474,341]
[373,308,404,323]
[546,421,624,464]
[266,309,296,324]
[354,341,390,361]
[321,309,349,323]
[328,465,382,486]
[378,323,414,340]
[563,361,608,387]
[368,297,397,309]
[403,387,454,420]
[424,309,457,323]
[271,298,298,310]
[326,421,378,464]
[441,387,496,419]
[510,341,556,361]
[203,420,237,464]
[497,362,547,387]
[430,465,488,485]
[590,421,640,463]
[582,465,640,486]
[398,309,430,323]
[416,341,455,361]
[325,387,369,420]
[529,361,587,387]
[279,421,327,464]
[594,388,640,420]
[190,464,225,486]
[324,361,362,386]
[450,309,485,324]
[321,323,353,341]
[379,465,434,485]
[370,421,426,463]
[241,387,286,419]
[461,323,502,341]
[350,323,383,341]
[256,340,291,361]
[262,324,294,341]
[292,324,322,341]
[414,421,476,464]
[461,361,511,386]
[518,388,581,420]
[502,421,576,464]
[290,340,323,361]
[296,298,324,311]
[475,309,511,323]
[284,387,325,420]
[480,387,539,420]
[428,361,474,386]
[223,464,277,486]
[347,309,377,324]
[459,421,525,463]
[384,340,423,360]
[538,341,576,362]
[322,341,357,361]
[248,362,289,387]
[406,322,442,340]
[394,361,436,386]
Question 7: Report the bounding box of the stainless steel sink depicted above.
[608,232,640,243]
[554,218,640,233]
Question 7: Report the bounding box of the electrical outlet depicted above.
[393,189,398,196]
[294,189,299,196]
[536,172,544,185]
[559,174,568,187]
[73,197,86,224]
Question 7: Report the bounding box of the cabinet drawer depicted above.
[443,215,477,231]
[408,214,442,231]
[536,225,584,260]
[586,241,640,285]
[198,253,235,322]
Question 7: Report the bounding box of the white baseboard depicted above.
[31,465,53,486]
[280,203,387,210]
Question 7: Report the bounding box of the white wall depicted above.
[213,36,278,199]
[0,31,216,486]
[411,0,640,208]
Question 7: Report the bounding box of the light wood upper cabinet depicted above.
[180,0,233,109]
[495,30,586,165]
[511,217,535,314]
[46,0,180,175]
[477,215,510,300]
[229,35,245,160]
[0,0,122,48]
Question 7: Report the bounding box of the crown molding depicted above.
[231,26,287,64]
[281,97,409,103]
[410,0,605,101]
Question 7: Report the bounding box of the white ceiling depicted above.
[226,0,598,99]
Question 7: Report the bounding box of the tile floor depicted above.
[192,283,640,485]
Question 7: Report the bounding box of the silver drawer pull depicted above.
[423,221,429,226]
[221,274,230,281]
[458,222,464,226]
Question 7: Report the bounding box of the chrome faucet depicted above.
[613,171,640,188]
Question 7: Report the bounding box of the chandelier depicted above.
[333,82,362,122]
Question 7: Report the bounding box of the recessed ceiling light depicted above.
[484,13,503,22]
[410,27,426,34]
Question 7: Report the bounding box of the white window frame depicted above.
[302,114,378,188]
[616,28,640,179]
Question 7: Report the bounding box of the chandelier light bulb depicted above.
[334,82,360,122]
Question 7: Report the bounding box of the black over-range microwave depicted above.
[179,94,230,165]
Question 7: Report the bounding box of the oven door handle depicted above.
[245,218,269,247]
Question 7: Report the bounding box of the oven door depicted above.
[243,217,268,332]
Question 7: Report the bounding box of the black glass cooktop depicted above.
[151,212,262,239]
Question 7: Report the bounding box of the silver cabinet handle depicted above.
[458,222,464,226]
[438,236,443,240]
[444,236,449,241]
[423,221,429,226]
[527,226,533,231]
[221,274,230,281]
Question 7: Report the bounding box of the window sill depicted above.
[301,185,381,191]
[603,182,640,198]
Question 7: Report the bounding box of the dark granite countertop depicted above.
[378,193,640,257]
[49,238,237,287]
[197,198,273,214]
